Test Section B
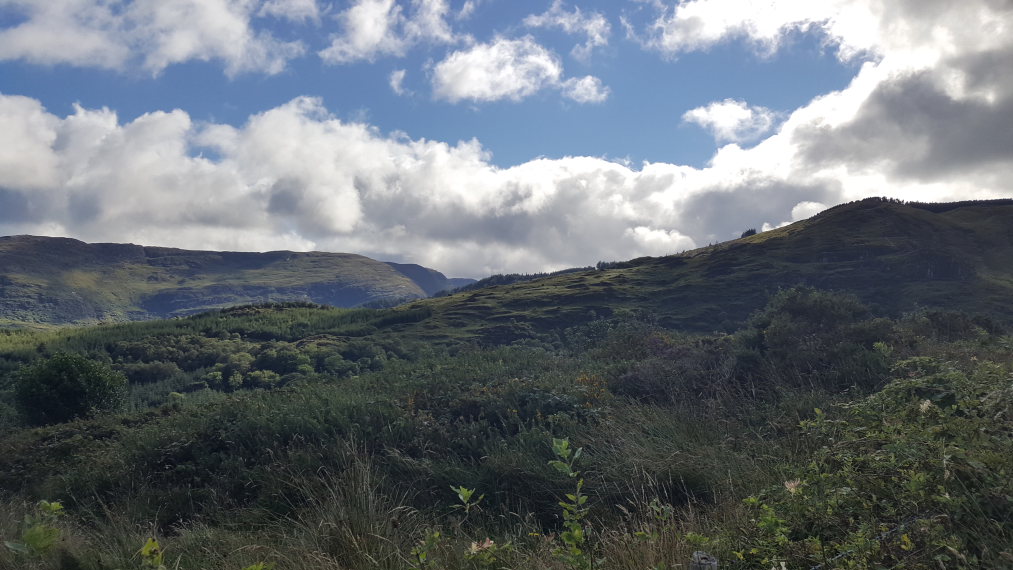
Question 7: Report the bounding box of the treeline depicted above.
[436,266,595,295]
[821,195,1013,216]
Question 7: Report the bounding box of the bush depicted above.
[736,287,892,391]
[14,353,127,425]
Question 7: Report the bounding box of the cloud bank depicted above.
[0,0,305,75]
[1,0,1012,277]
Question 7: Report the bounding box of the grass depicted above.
[1,199,1012,568]
[1,285,1009,568]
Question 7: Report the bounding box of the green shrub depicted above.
[14,353,127,426]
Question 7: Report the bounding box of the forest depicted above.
[0,286,1009,569]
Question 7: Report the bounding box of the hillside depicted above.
[0,199,1010,570]
[0,236,470,326]
[396,198,1013,343]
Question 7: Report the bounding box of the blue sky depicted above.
[1,1,1012,277]
[1,2,858,167]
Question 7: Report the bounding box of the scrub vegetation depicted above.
[0,199,1010,569]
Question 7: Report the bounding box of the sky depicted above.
[1,0,1012,278]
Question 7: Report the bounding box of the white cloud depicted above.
[1,88,1011,278]
[633,0,1013,71]
[432,36,609,104]
[456,0,482,21]
[683,99,778,143]
[561,76,610,104]
[319,0,405,63]
[791,201,827,221]
[625,226,695,255]
[4,2,1013,276]
[432,36,562,103]
[634,0,879,61]
[0,0,305,75]
[523,0,611,61]
[258,0,320,23]
[404,0,456,45]
[0,0,129,69]
[319,0,459,64]
[389,68,408,95]
[0,94,60,189]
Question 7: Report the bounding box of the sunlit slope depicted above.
[0,236,431,325]
[401,198,1013,341]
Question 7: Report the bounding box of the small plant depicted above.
[734,496,789,566]
[411,530,442,569]
[634,498,675,542]
[4,500,64,557]
[451,485,485,516]
[139,538,166,570]
[549,438,600,569]
[465,537,514,568]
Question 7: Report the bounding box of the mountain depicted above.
[0,236,469,325]
[2,200,1010,570]
[3,198,1010,331]
[393,198,1013,343]
[384,262,474,296]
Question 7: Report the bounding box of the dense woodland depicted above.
[0,286,1009,569]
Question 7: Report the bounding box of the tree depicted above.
[14,353,127,426]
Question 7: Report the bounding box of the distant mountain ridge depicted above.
[0,236,473,326]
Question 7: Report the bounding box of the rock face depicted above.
[0,236,464,325]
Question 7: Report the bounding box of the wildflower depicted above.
[919,399,934,413]
[468,538,495,554]
[783,479,802,494]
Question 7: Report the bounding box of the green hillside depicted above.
[0,198,1010,570]
[395,198,1013,343]
[0,236,467,326]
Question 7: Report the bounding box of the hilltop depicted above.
[4,198,1009,333]
[397,198,1013,342]
[0,236,472,326]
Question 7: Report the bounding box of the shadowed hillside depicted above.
[0,236,469,326]
[396,198,1013,342]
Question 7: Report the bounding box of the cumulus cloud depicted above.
[683,99,778,143]
[4,1,1013,276]
[389,68,409,95]
[561,76,610,104]
[633,0,880,61]
[432,36,609,104]
[2,79,1011,277]
[0,0,305,75]
[791,201,828,221]
[523,0,611,61]
[258,0,320,23]
[319,0,458,63]
[0,94,804,276]
[432,36,561,102]
[633,0,1013,70]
